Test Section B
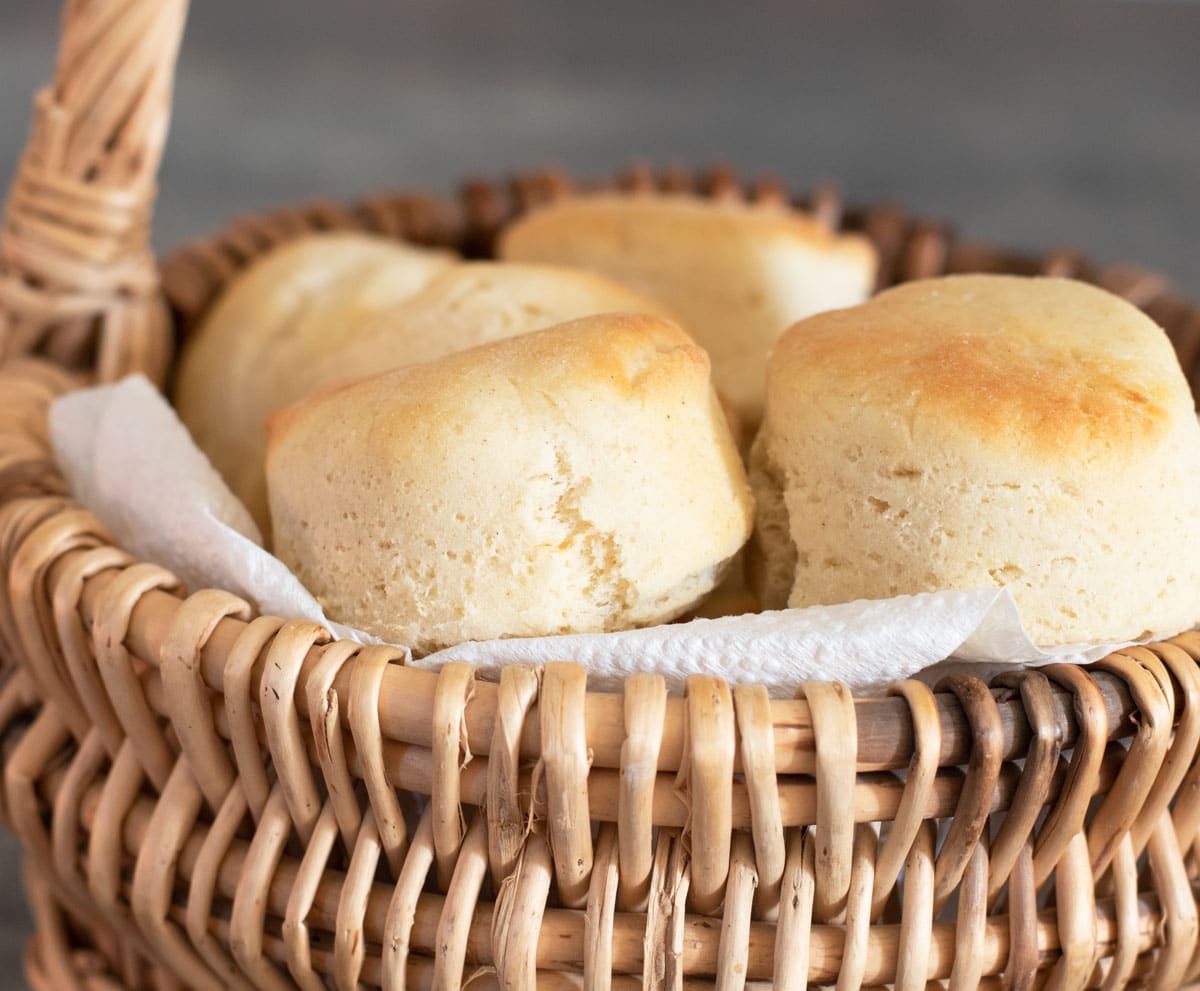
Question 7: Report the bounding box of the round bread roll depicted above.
[267,313,753,653]
[176,233,456,532]
[176,231,673,535]
[749,274,1200,646]
[318,260,678,384]
[499,192,878,431]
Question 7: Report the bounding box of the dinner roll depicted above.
[267,313,753,653]
[499,192,877,430]
[749,274,1200,646]
[176,233,456,531]
[320,260,678,382]
[176,230,672,534]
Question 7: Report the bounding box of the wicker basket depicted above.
[5,3,1200,990]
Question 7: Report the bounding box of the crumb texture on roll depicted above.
[750,274,1200,646]
[175,230,673,534]
[499,191,878,430]
[267,313,754,653]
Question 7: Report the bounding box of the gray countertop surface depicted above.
[1,0,1198,985]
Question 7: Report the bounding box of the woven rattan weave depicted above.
[5,3,1200,989]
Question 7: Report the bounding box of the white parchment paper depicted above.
[50,376,1150,695]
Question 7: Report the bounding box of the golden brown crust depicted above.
[268,312,709,456]
[771,275,1187,464]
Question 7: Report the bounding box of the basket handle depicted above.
[0,0,190,385]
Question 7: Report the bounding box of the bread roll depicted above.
[267,313,754,653]
[750,274,1200,646]
[318,260,678,382]
[176,231,673,534]
[499,192,878,430]
[176,233,456,532]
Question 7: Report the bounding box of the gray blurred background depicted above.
[1,0,1198,983]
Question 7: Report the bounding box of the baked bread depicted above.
[749,274,1200,646]
[267,313,754,653]
[176,232,672,534]
[499,192,878,431]
[175,233,456,532]
[319,260,678,383]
